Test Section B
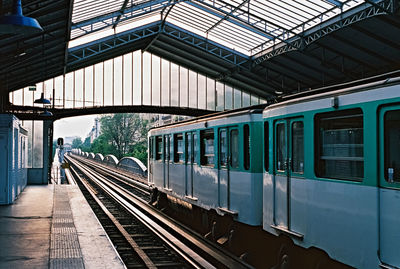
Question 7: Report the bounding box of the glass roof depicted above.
[70,0,364,55]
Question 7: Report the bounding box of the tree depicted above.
[99,114,150,159]
[129,143,148,164]
[90,134,117,156]
[80,136,91,152]
[71,137,83,149]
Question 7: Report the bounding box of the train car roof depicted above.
[265,74,400,112]
[150,103,268,132]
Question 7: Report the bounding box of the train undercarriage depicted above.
[150,189,352,269]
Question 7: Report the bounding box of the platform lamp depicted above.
[39,108,52,116]
[0,0,43,34]
[34,92,51,105]
[34,93,53,116]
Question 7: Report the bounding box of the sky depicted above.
[53,115,98,141]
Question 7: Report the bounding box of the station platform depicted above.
[0,184,126,269]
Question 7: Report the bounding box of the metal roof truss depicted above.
[253,0,394,65]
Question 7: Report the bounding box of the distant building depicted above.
[88,117,100,143]
[64,136,80,145]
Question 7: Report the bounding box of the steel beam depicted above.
[194,0,304,38]
[187,1,275,40]
[324,0,344,7]
[70,0,186,40]
[68,21,251,71]
[253,0,393,65]
[206,0,250,33]
[10,105,214,121]
[112,0,131,29]
[68,22,161,66]
[162,22,250,67]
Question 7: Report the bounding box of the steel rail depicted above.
[72,166,158,269]
[67,156,216,269]
[66,155,254,269]
[69,154,149,194]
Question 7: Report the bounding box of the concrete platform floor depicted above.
[0,184,126,269]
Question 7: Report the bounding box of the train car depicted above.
[262,77,400,268]
[148,105,266,226]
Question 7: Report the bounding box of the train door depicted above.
[378,106,400,268]
[185,132,196,198]
[273,119,304,232]
[164,135,171,190]
[148,137,153,183]
[218,127,238,210]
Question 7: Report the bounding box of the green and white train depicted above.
[148,106,265,226]
[148,76,400,269]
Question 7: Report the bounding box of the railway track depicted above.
[65,155,253,269]
[71,155,151,202]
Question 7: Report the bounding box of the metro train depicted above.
[148,76,400,269]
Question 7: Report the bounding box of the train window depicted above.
[231,129,239,169]
[201,129,214,166]
[276,123,287,171]
[155,136,162,160]
[186,133,192,163]
[220,129,228,167]
[384,110,400,183]
[174,134,184,163]
[292,121,304,173]
[170,135,174,162]
[264,122,269,171]
[165,135,170,162]
[243,125,250,170]
[315,108,364,181]
[149,137,153,160]
[193,133,198,164]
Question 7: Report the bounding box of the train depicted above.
[148,76,400,269]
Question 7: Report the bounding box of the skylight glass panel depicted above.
[115,13,160,33]
[219,23,265,46]
[171,3,220,28]
[176,2,221,25]
[72,0,125,23]
[69,0,367,56]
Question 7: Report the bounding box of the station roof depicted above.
[1,0,400,101]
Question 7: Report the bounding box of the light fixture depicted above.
[0,0,43,35]
[40,108,52,117]
[34,93,51,104]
